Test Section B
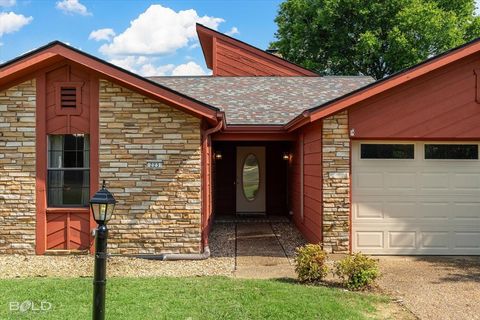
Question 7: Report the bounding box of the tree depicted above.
[272,0,480,79]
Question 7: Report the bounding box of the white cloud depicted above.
[188,42,200,49]
[0,0,16,7]
[99,4,224,56]
[89,28,115,41]
[226,26,239,36]
[0,12,32,37]
[171,61,208,76]
[56,0,91,16]
[109,56,175,77]
[109,56,209,77]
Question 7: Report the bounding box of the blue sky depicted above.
[1,0,480,76]
[0,0,283,75]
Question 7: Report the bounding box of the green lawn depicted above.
[0,277,389,319]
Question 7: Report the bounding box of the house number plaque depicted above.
[146,160,163,169]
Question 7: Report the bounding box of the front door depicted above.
[236,146,266,214]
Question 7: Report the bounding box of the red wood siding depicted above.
[36,61,98,254]
[45,65,91,134]
[290,122,323,243]
[46,210,91,250]
[349,53,480,139]
[215,38,304,76]
[196,24,317,77]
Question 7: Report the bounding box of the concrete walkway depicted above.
[234,222,295,279]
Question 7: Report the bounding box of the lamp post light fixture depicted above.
[90,180,116,320]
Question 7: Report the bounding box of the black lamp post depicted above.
[90,180,116,320]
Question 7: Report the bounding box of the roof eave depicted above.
[284,111,311,132]
[308,37,480,122]
[0,41,220,123]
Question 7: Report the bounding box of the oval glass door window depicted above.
[242,154,260,201]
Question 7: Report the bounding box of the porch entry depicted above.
[213,141,290,217]
[236,146,266,214]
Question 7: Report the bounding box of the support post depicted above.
[92,224,108,320]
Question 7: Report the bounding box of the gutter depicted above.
[203,113,226,136]
[130,246,211,261]
[284,110,311,132]
[200,113,225,250]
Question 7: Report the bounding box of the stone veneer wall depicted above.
[99,80,202,255]
[0,80,36,254]
[322,111,350,253]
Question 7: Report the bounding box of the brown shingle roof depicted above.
[149,76,374,125]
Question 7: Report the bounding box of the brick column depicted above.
[322,111,350,253]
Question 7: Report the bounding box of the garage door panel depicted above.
[355,231,384,249]
[453,203,480,220]
[453,173,480,189]
[385,202,417,219]
[419,202,450,220]
[389,231,416,249]
[355,202,383,219]
[420,173,449,190]
[352,141,480,255]
[420,232,450,249]
[356,172,384,190]
[455,232,480,249]
[385,173,416,190]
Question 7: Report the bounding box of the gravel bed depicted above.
[0,223,236,279]
[209,222,235,259]
[270,222,307,264]
[0,221,306,279]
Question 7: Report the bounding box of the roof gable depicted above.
[0,41,220,123]
[302,37,480,124]
[196,24,318,77]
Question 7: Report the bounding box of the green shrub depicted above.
[334,253,379,290]
[294,244,328,283]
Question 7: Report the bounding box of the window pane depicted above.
[48,134,89,169]
[47,134,90,207]
[425,144,478,159]
[47,170,90,207]
[63,150,78,168]
[48,136,63,168]
[242,154,260,201]
[361,144,414,159]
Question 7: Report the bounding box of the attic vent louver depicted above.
[60,87,77,108]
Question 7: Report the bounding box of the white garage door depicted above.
[352,141,480,255]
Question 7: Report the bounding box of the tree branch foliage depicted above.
[272,0,480,79]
